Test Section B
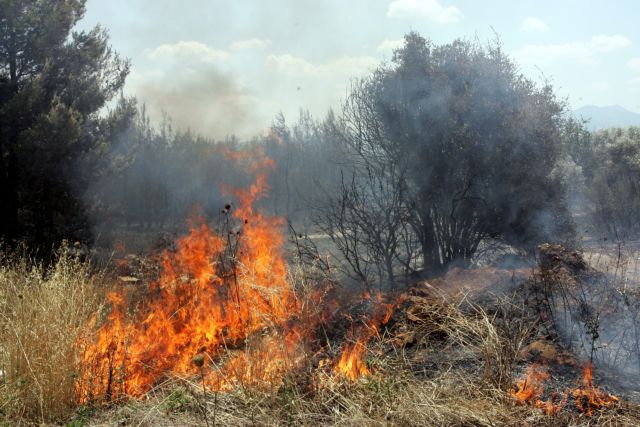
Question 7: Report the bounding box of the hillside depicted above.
[573,105,640,130]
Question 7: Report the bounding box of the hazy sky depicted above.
[77,0,640,138]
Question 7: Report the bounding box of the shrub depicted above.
[581,127,640,239]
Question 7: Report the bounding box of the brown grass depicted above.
[79,293,640,426]
[80,356,640,427]
[0,247,103,424]
[1,246,640,426]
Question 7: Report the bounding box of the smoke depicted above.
[128,63,263,139]
[83,107,259,251]
[123,38,376,140]
[536,244,640,389]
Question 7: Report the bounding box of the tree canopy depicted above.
[578,127,640,239]
[321,32,574,280]
[0,0,128,250]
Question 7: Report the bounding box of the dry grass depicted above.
[439,296,535,392]
[82,369,517,426]
[1,244,640,426]
[77,293,640,427]
[80,358,640,427]
[0,247,103,424]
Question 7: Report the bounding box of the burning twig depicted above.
[572,363,619,416]
[510,364,564,415]
[511,362,619,416]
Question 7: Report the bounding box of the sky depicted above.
[76,0,640,139]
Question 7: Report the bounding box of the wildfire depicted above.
[78,148,395,402]
[333,291,402,381]
[572,363,619,416]
[335,335,370,381]
[78,149,302,401]
[511,364,563,415]
[511,363,618,416]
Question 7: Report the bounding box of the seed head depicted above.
[192,353,205,368]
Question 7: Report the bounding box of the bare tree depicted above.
[313,99,418,290]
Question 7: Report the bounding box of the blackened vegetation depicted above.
[526,244,640,388]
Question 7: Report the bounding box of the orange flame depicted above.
[78,149,301,402]
[512,363,619,416]
[335,335,370,381]
[511,364,563,415]
[333,292,401,381]
[77,147,403,400]
[572,363,618,416]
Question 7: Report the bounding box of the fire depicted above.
[511,363,618,416]
[572,363,619,416]
[77,148,402,401]
[511,364,548,404]
[78,149,302,401]
[333,291,401,381]
[511,364,563,415]
[335,335,370,381]
[78,148,397,401]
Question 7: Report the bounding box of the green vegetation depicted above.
[577,127,640,239]
[0,0,128,250]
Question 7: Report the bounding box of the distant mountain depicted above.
[572,105,640,131]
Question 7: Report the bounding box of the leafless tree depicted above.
[313,90,419,290]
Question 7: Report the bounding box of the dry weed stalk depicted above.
[438,294,534,391]
[0,247,103,423]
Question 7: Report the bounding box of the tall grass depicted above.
[0,247,102,424]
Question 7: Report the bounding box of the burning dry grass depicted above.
[77,338,640,427]
[0,248,103,424]
[2,151,640,425]
[0,248,639,425]
[76,151,312,402]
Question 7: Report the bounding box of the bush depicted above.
[581,127,640,239]
[319,31,574,284]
